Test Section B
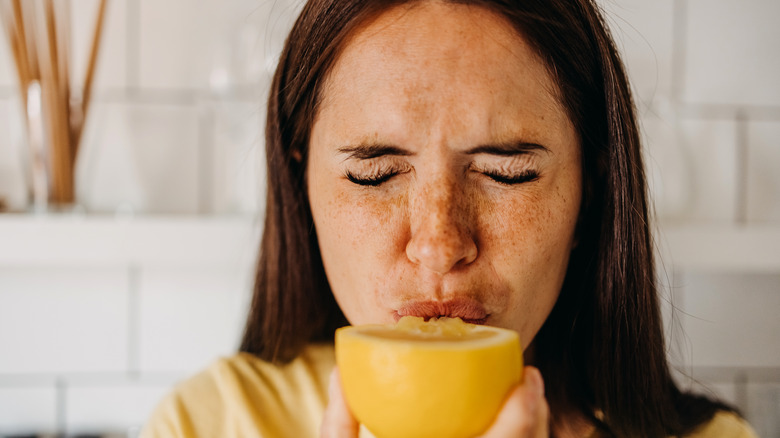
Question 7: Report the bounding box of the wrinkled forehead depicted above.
[312,1,572,147]
[317,1,565,116]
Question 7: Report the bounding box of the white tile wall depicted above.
[138,0,247,91]
[679,272,780,368]
[137,0,298,93]
[138,266,254,373]
[677,118,739,223]
[238,0,305,86]
[210,101,265,214]
[598,0,675,108]
[746,383,780,438]
[66,382,171,433]
[747,121,780,223]
[0,267,129,374]
[76,102,201,214]
[0,386,57,433]
[683,0,780,106]
[641,101,690,220]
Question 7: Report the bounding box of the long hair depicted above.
[240,0,733,435]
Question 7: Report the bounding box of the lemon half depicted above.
[335,316,523,438]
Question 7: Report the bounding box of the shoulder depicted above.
[685,410,758,438]
[140,343,336,438]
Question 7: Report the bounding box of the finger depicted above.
[480,366,550,437]
[321,368,360,438]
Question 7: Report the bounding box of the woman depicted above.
[142,0,755,437]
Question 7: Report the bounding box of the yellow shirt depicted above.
[140,345,757,438]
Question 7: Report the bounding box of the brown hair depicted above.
[240,0,734,435]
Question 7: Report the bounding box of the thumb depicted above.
[481,366,550,437]
[321,367,360,438]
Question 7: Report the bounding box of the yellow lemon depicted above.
[335,316,523,438]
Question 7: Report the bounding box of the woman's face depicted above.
[307,2,581,348]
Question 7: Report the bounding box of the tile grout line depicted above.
[128,265,141,378]
[681,367,780,382]
[735,371,749,417]
[56,376,67,435]
[679,103,780,121]
[0,372,183,385]
[91,88,264,105]
[735,111,749,226]
[669,266,687,368]
[672,267,691,371]
[198,106,216,214]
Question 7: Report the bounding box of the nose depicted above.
[405,175,478,274]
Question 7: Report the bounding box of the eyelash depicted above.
[345,169,539,186]
[345,170,398,186]
[481,169,539,185]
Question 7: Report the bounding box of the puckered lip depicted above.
[393,297,489,325]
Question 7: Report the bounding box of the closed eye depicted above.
[345,170,399,186]
[482,169,539,185]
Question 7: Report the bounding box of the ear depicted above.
[292,149,303,162]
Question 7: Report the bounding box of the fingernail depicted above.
[526,367,545,397]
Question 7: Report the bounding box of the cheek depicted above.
[479,176,581,336]
[311,186,409,325]
[310,179,407,282]
[322,191,405,250]
[478,189,560,264]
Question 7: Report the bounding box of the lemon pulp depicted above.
[336,316,522,438]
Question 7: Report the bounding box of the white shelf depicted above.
[656,224,780,273]
[0,215,778,272]
[0,214,261,267]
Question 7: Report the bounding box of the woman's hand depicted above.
[479,367,549,437]
[321,368,360,438]
[321,366,549,438]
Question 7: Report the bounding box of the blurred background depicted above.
[0,0,777,436]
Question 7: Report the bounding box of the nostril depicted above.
[405,225,478,274]
[406,181,478,273]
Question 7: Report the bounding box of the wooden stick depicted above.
[10,0,30,87]
[58,0,70,95]
[44,0,60,107]
[36,22,58,202]
[0,2,28,104]
[23,1,39,81]
[74,0,106,156]
[43,0,71,203]
[59,0,73,166]
[34,1,55,202]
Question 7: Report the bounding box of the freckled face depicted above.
[307,2,581,348]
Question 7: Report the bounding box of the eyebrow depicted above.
[466,141,550,156]
[336,140,549,159]
[337,143,413,159]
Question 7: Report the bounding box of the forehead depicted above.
[315,1,572,146]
